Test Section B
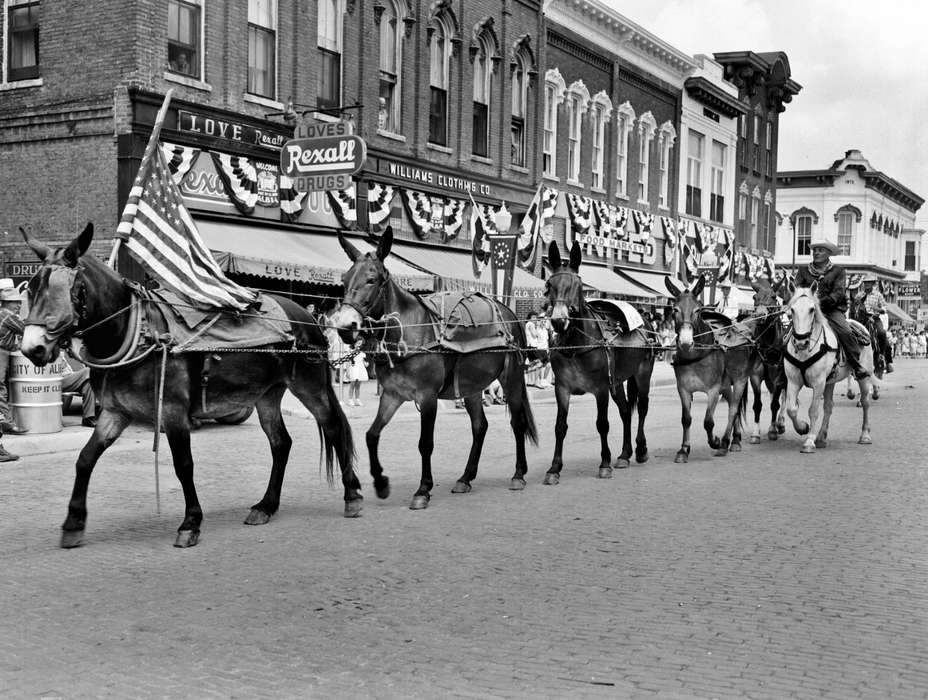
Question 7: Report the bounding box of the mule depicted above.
[783,285,873,452]
[542,241,656,483]
[19,224,358,548]
[847,293,885,401]
[664,275,754,463]
[329,227,538,510]
[747,279,788,443]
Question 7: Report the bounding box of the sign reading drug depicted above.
[281,121,366,192]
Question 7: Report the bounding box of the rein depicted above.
[782,309,837,386]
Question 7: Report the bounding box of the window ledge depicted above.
[591,186,606,196]
[376,129,406,142]
[471,154,493,165]
[615,191,629,200]
[543,173,560,183]
[509,164,529,174]
[309,111,340,123]
[427,143,452,155]
[0,77,43,91]
[244,93,283,110]
[567,179,584,188]
[164,72,212,92]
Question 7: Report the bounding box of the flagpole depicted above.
[108,88,176,268]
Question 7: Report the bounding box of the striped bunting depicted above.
[210,152,258,215]
[160,142,199,184]
[116,147,257,310]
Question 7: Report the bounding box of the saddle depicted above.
[421,291,515,353]
[586,298,654,347]
[698,309,755,349]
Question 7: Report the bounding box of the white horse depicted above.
[783,286,873,453]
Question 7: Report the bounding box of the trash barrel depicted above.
[10,351,64,434]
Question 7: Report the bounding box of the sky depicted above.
[599,0,928,230]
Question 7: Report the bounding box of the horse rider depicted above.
[793,238,870,380]
[856,275,893,373]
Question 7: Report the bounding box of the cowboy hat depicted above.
[809,238,839,255]
[0,287,22,302]
[0,278,14,291]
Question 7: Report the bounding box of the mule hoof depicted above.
[800,445,816,454]
[749,435,761,444]
[344,499,363,518]
[597,467,613,479]
[451,481,472,494]
[729,443,742,453]
[815,439,827,449]
[635,452,648,465]
[543,472,560,485]
[374,477,390,500]
[674,452,689,464]
[174,530,200,548]
[409,494,430,510]
[767,431,779,441]
[858,435,872,445]
[244,509,271,526]
[713,448,728,457]
[60,530,85,549]
[509,477,526,491]
[615,458,630,469]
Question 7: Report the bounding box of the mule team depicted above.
[18,226,877,547]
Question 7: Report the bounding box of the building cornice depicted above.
[778,167,924,212]
[683,76,746,118]
[713,50,802,113]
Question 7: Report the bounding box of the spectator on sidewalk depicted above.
[0,281,28,437]
[345,347,368,407]
[61,356,99,428]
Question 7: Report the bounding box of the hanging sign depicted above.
[280,121,366,193]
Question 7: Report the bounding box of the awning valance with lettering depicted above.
[388,242,546,299]
[886,302,915,324]
[196,220,435,291]
[615,268,672,299]
[577,264,656,299]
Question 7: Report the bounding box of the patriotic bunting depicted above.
[516,184,558,269]
[210,152,258,215]
[327,186,357,229]
[367,182,396,227]
[116,145,257,310]
[160,142,200,184]
[632,209,654,238]
[279,173,305,224]
[660,216,678,265]
[565,193,594,251]
[402,189,467,241]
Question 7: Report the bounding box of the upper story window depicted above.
[636,111,657,203]
[750,187,761,244]
[428,12,454,146]
[836,211,855,255]
[615,102,635,197]
[5,0,39,82]
[565,80,589,184]
[765,119,773,177]
[710,140,726,223]
[510,44,532,168]
[657,121,675,209]
[589,91,612,191]
[738,181,749,221]
[317,0,341,112]
[685,129,704,217]
[739,114,747,166]
[542,67,566,178]
[378,1,405,133]
[795,214,813,256]
[248,0,276,99]
[471,32,494,158]
[752,111,762,171]
[167,0,200,79]
[904,240,916,271]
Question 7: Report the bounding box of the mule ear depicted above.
[63,222,94,266]
[809,279,818,296]
[664,275,686,298]
[338,231,362,262]
[20,226,51,261]
[547,241,562,270]
[568,240,581,271]
[376,225,393,260]
[691,274,706,298]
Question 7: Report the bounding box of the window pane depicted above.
[9,3,40,79]
[318,48,340,110]
[248,25,276,97]
[430,30,445,87]
[429,86,447,145]
[168,1,200,78]
[379,79,395,131]
[379,12,396,73]
[250,0,276,28]
[473,102,488,157]
[511,117,525,167]
[317,0,337,50]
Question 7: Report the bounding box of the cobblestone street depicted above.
[1,360,926,699]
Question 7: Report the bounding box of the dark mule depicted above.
[329,227,538,510]
[664,275,754,463]
[542,241,656,483]
[20,224,358,548]
[747,278,788,443]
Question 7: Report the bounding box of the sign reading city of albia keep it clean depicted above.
[280,121,366,193]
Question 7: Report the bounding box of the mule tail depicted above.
[318,379,357,487]
[505,351,538,446]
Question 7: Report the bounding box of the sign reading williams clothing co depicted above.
[177,110,288,150]
[381,161,493,197]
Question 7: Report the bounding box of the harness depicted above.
[782,316,838,387]
[547,271,616,386]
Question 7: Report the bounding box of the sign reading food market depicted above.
[281,121,366,192]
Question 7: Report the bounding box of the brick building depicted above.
[0,0,546,310]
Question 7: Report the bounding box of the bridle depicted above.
[340,255,390,328]
[24,264,82,344]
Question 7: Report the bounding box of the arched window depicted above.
[565,80,590,183]
[542,68,566,178]
[510,43,533,167]
[657,121,676,209]
[590,91,612,191]
[378,1,408,134]
[636,111,657,204]
[428,12,454,146]
[790,207,820,256]
[836,211,855,255]
[471,32,494,157]
[615,101,636,197]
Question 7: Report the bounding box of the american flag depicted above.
[116,145,257,310]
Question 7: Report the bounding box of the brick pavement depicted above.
[0,358,925,698]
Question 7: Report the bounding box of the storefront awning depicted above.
[196,221,435,291]
[886,302,915,324]
[615,268,672,298]
[578,264,656,298]
[388,242,546,299]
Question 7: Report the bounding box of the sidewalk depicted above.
[2,360,678,458]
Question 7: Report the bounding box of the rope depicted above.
[152,345,169,515]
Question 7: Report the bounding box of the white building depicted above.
[775,149,924,325]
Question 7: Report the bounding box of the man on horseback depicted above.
[855,275,893,373]
[794,238,870,380]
